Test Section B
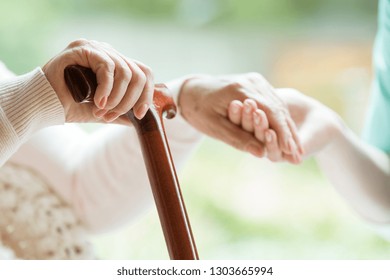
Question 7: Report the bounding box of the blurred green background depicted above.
[2,0,389,259]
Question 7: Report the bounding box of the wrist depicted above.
[177,75,211,120]
[42,62,70,117]
[315,110,345,159]
[177,76,197,121]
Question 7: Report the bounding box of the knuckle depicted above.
[269,104,286,117]
[134,71,147,86]
[103,60,115,73]
[100,41,112,48]
[143,66,154,82]
[277,106,289,117]
[142,65,153,77]
[89,39,98,45]
[247,72,263,81]
[244,72,265,86]
[79,45,93,59]
[116,65,132,83]
[225,81,244,93]
[68,38,89,48]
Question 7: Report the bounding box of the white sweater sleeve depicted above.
[9,77,203,233]
[0,63,65,166]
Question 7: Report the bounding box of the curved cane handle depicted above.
[64,65,198,260]
[64,65,97,103]
[64,65,177,119]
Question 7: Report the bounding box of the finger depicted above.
[242,99,257,132]
[132,61,154,119]
[103,60,146,122]
[253,109,269,142]
[91,41,131,111]
[78,47,115,110]
[266,107,300,158]
[287,117,304,155]
[95,43,152,121]
[250,78,295,155]
[282,153,301,165]
[92,56,130,120]
[265,129,283,162]
[215,117,266,158]
[264,108,293,155]
[228,100,244,125]
[104,57,133,111]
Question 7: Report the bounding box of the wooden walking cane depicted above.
[64,65,199,260]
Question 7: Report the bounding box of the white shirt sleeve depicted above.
[8,77,203,233]
[0,63,65,166]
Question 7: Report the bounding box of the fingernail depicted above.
[95,109,107,118]
[136,104,149,119]
[293,153,302,165]
[265,131,272,143]
[231,103,240,114]
[244,104,251,114]
[288,138,297,154]
[104,111,118,122]
[298,144,305,155]
[253,112,260,125]
[99,96,108,109]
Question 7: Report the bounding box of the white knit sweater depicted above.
[0,63,64,166]
[0,62,202,259]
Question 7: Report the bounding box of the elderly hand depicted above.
[178,73,303,158]
[226,88,342,163]
[42,39,154,124]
